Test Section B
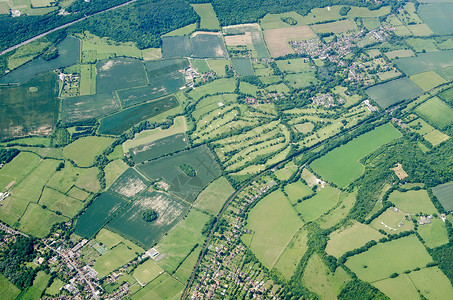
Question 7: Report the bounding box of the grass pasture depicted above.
[193,176,235,215]
[295,186,340,222]
[95,228,125,250]
[408,267,453,299]
[130,133,189,164]
[284,180,312,204]
[260,12,306,29]
[370,208,414,233]
[191,59,210,73]
[191,3,220,30]
[384,49,414,60]
[310,124,401,187]
[302,254,350,300]
[0,152,40,191]
[131,273,183,300]
[74,192,127,238]
[366,77,423,108]
[415,97,453,129]
[410,71,447,91]
[432,181,453,211]
[155,209,209,273]
[108,191,189,249]
[418,219,449,248]
[326,222,384,258]
[174,246,201,283]
[47,163,100,194]
[423,129,450,146]
[206,59,229,76]
[7,38,50,70]
[222,24,270,58]
[0,72,58,139]
[80,31,142,60]
[63,136,113,167]
[372,274,420,300]
[276,58,310,73]
[273,228,308,279]
[45,278,64,296]
[80,64,96,96]
[246,190,303,268]
[133,259,164,286]
[39,187,84,217]
[0,274,20,300]
[19,203,68,237]
[17,271,50,300]
[263,26,316,57]
[98,95,180,135]
[137,145,221,203]
[345,235,432,282]
[94,243,139,278]
[389,190,438,214]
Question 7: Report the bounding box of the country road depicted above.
[0,0,137,56]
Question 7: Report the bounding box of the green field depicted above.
[162,36,192,58]
[80,64,96,96]
[47,163,100,194]
[98,95,180,135]
[0,72,58,139]
[432,181,453,211]
[438,86,453,103]
[0,274,20,300]
[223,24,270,58]
[108,168,148,199]
[75,192,127,238]
[408,267,453,299]
[366,77,423,108]
[302,254,350,299]
[155,209,209,273]
[317,191,356,229]
[133,259,164,286]
[394,50,453,76]
[232,58,254,76]
[326,222,384,258]
[418,3,453,35]
[131,273,183,300]
[410,71,447,91]
[345,235,433,282]
[284,180,313,204]
[415,97,453,129]
[0,152,40,191]
[95,228,126,249]
[191,59,211,74]
[137,145,221,203]
[94,243,140,278]
[19,203,68,237]
[192,3,220,30]
[372,274,420,300]
[273,228,308,279]
[45,278,64,296]
[247,190,303,268]
[295,186,340,222]
[389,190,438,214]
[193,176,235,215]
[259,11,306,29]
[80,31,143,60]
[424,129,450,146]
[108,191,189,249]
[39,187,85,217]
[17,271,50,300]
[418,219,449,248]
[311,124,401,187]
[276,58,310,73]
[174,246,202,283]
[130,133,189,164]
[406,38,438,53]
[0,37,80,84]
[105,159,129,189]
[63,136,113,167]
[370,208,414,233]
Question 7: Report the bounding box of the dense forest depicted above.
[0,0,132,52]
[71,0,199,48]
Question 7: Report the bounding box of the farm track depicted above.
[181,110,385,298]
[0,0,137,56]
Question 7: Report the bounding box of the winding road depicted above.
[0,0,137,56]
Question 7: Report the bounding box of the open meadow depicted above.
[366,78,423,108]
[415,97,453,129]
[345,235,433,282]
[310,124,401,187]
[246,190,303,268]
